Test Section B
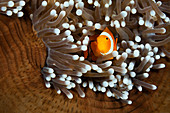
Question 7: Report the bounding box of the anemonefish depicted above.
[84,27,118,61]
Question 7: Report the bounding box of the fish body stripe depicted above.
[100,32,114,55]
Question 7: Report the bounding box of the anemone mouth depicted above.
[29,0,169,104]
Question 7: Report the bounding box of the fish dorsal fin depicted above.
[103,27,114,40]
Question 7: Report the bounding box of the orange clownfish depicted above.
[84,27,118,61]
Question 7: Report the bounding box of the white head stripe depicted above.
[100,32,114,55]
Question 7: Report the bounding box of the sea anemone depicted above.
[29,0,169,104]
[0,0,27,17]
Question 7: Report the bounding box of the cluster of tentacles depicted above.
[2,0,169,105]
[0,0,29,17]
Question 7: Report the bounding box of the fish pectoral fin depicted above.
[115,38,118,44]
[114,38,118,51]
[83,50,88,59]
[91,53,97,61]
[91,41,101,57]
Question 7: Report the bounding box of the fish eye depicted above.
[106,37,108,40]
